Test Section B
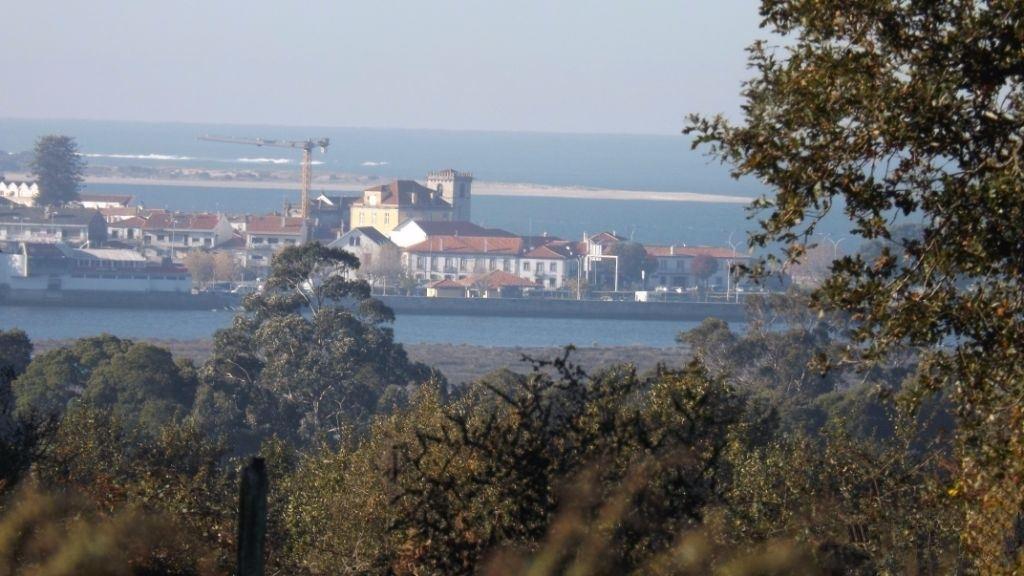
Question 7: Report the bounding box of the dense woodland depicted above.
[3,0,1024,573]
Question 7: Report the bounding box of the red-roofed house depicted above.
[425,278,466,298]
[350,180,454,234]
[403,234,524,282]
[644,245,751,289]
[519,240,581,290]
[238,215,309,271]
[458,270,537,298]
[141,212,234,255]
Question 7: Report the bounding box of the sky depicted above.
[2,1,765,135]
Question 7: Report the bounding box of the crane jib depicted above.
[197,135,330,219]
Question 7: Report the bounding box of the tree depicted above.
[182,251,215,288]
[358,244,404,294]
[610,241,655,288]
[212,251,237,285]
[81,343,198,433]
[685,1,1024,567]
[29,135,85,207]
[196,242,436,449]
[0,329,32,381]
[689,254,719,290]
[13,334,131,418]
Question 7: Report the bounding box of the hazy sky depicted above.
[3,1,765,134]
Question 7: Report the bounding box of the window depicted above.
[549,262,557,272]
[523,261,531,271]
[384,212,390,225]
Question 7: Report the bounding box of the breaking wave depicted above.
[237,157,292,165]
[361,161,388,167]
[80,153,194,161]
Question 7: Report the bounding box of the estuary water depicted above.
[0,306,694,348]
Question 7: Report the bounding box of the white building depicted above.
[0,242,190,293]
[644,245,749,290]
[0,182,40,207]
[77,194,133,209]
[388,219,514,248]
[518,241,581,290]
[0,206,107,246]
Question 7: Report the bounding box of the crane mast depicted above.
[198,135,330,219]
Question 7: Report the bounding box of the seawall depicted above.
[380,296,745,322]
[1,289,239,310]
[1,290,745,322]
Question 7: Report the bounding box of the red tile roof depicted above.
[406,235,523,255]
[458,270,537,289]
[142,212,223,231]
[587,231,626,245]
[522,240,579,259]
[246,215,305,235]
[99,207,140,218]
[644,245,748,259]
[427,278,465,289]
[79,194,132,205]
[363,180,450,207]
[403,220,515,237]
[108,216,147,228]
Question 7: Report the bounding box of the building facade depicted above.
[0,206,107,246]
[425,169,473,222]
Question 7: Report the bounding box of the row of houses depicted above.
[2,175,748,297]
[333,220,748,295]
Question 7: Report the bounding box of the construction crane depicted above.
[198,135,330,219]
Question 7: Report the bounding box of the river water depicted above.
[0,305,697,348]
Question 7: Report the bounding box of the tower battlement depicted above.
[425,169,473,221]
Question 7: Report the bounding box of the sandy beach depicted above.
[65,175,756,205]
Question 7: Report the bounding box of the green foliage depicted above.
[0,483,213,576]
[0,329,31,382]
[12,335,131,419]
[609,241,655,287]
[29,135,85,207]
[32,407,235,572]
[197,242,437,450]
[686,1,1024,566]
[81,344,197,433]
[12,336,195,433]
[689,253,719,287]
[384,353,740,574]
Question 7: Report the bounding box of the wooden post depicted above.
[237,457,268,576]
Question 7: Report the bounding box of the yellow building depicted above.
[349,180,452,234]
[350,172,472,234]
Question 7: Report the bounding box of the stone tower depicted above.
[426,169,473,222]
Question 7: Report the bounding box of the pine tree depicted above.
[30,135,85,207]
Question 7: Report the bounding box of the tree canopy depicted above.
[197,242,436,450]
[686,0,1024,567]
[29,135,85,207]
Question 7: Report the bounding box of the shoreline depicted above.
[71,175,756,205]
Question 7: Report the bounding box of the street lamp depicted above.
[819,234,847,259]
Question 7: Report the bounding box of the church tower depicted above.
[426,169,473,222]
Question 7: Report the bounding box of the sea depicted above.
[0,118,852,346]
